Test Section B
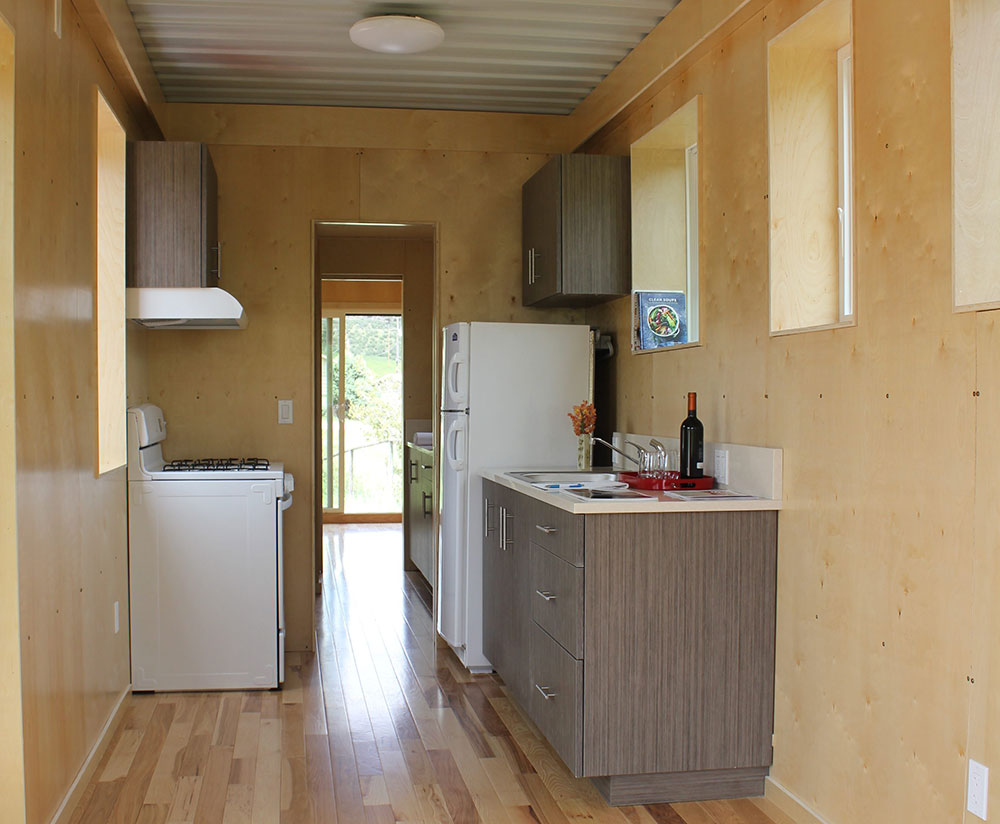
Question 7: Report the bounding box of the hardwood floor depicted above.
[67,524,781,824]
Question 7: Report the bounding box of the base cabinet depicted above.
[481,481,778,805]
[405,446,435,587]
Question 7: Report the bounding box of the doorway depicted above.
[321,307,404,515]
[312,221,437,594]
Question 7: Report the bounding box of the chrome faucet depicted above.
[591,436,643,467]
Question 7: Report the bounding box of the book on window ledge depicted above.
[635,290,687,350]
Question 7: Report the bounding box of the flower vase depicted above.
[577,434,592,471]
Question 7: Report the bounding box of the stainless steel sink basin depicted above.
[508,471,619,485]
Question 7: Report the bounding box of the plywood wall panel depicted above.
[0,11,24,823]
[585,0,981,821]
[160,102,574,155]
[969,313,1000,819]
[2,0,146,821]
[402,239,435,422]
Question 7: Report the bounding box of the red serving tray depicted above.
[619,471,715,491]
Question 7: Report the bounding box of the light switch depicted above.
[278,400,294,425]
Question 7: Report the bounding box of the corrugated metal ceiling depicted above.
[126,1,680,114]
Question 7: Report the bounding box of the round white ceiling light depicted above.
[349,15,445,54]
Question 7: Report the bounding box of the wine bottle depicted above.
[679,392,704,478]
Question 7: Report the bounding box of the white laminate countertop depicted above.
[481,468,782,514]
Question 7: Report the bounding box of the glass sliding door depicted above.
[321,316,343,512]
[322,312,403,514]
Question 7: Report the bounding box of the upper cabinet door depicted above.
[127,141,220,288]
[521,154,630,308]
[522,156,563,306]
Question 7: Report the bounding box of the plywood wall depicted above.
[0,0,147,821]
[144,137,583,652]
[0,10,25,824]
[585,0,986,821]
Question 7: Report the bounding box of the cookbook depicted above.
[634,290,687,350]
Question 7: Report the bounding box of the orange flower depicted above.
[567,400,596,436]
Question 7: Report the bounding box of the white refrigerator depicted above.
[438,321,593,672]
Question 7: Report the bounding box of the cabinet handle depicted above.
[499,505,506,550]
[420,464,432,470]
[422,492,432,518]
[210,243,222,279]
[408,460,418,483]
[535,684,557,701]
[484,498,495,538]
[502,510,514,549]
[535,524,558,535]
[528,247,534,285]
[535,589,557,601]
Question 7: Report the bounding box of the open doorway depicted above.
[313,222,437,591]
[321,298,403,516]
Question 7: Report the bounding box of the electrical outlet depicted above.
[278,399,294,425]
[714,449,729,485]
[114,601,120,635]
[968,758,989,820]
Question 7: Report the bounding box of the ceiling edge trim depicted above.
[565,0,762,152]
[71,0,165,139]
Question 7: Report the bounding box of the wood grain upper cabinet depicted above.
[522,154,631,307]
[127,141,220,288]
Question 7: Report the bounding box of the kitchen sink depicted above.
[508,470,620,485]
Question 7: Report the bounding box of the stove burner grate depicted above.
[163,457,271,472]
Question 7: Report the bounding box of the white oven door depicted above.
[129,479,280,691]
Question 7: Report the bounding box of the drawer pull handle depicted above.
[535,589,557,601]
[484,498,495,538]
[535,684,557,701]
[535,525,558,535]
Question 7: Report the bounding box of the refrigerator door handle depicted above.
[447,352,467,403]
[446,418,467,471]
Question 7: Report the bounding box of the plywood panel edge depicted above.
[70,0,164,139]
[568,0,764,150]
[49,687,130,824]
[0,13,25,822]
[159,102,575,154]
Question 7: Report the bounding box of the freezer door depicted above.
[442,323,469,410]
[437,411,468,648]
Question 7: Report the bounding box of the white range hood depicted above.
[126,287,248,330]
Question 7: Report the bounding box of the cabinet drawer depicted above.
[529,623,583,776]
[528,498,583,567]
[530,544,583,658]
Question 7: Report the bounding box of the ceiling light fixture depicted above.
[349,14,445,54]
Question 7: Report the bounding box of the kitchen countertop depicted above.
[482,468,782,514]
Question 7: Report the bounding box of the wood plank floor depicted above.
[67,524,782,824]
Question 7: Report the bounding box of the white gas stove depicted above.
[126,403,292,691]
